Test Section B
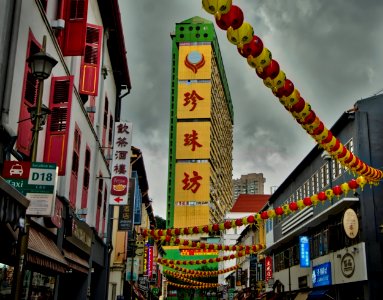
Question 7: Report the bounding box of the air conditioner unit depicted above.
[51,19,65,30]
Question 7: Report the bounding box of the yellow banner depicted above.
[174,162,210,201]
[176,122,211,159]
[177,82,211,119]
[178,45,212,80]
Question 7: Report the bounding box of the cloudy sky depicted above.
[119,0,383,219]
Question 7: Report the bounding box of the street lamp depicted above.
[12,35,57,300]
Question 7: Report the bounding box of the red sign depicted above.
[2,161,31,179]
[265,256,273,282]
[111,176,128,196]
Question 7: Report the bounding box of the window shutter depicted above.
[69,126,81,207]
[61,0,89,56]
[79,24,102,96]
[81,147,91,208]
[44,76,74,175]
[17,37,40,157]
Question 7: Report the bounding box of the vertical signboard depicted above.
[146,245,153,278]
[299,236,311,268]
[118,178,136,231]
[109,122,133,205]
[265,256,273,283]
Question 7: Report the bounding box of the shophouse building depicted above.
[0,1,131,299]
[264,95,383,300]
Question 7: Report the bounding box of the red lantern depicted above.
[183,240,189,246]
[193,226,199,234]
[174,238,180,244]
[312,122,325,135]
[216,5,244,30]
[261,211,269,219]
[165,235,171,242]
[302,111,316,125]
[235,218,243,226]
[289,202,298,211]
[224,220,232,229]
[318,191,327,201]
[212,224,220,231]
[348,179,359,191]
[238,35,264,58]
[175,228,180,235]
[332,185,343,198]
[321,131,333,144]
[275,207,284,216]
[290,97,305,113]
[303,197,312,206]
[208,244,215,250]
[262,59,280,79]
[183,228,189,235]
[200,243,206,249]
[203,225,209,233]
[344,153,354,164]
[247,215,255,223]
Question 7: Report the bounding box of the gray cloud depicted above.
[120,0,383,218]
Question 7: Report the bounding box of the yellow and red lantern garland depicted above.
[163,264,239,277]
[200,0,383,183]
[164,270,221,287]
[157,247,262,266]
[142,176,368,239]
[167,281,220,289]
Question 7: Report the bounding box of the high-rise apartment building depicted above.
[166,17,233,228]
[232,173,266,202]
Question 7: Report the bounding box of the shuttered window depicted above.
[61,0,89,56]
[17,33,40,157]
[69,126,81,207]
[44,76,74,175]
[81,147,91,208]
[79,24,102,95]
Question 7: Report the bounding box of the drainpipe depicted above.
[1,0,22,126]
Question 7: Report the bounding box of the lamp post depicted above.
[12,35,57,300]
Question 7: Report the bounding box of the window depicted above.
[17,32,40,157]
[44,76,74,175]
[69,126,81,207]
[79,24,103,95]
[61,0,89,56]
[81,147,91,208]
[320,164,329,189]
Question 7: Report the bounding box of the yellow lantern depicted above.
[280,88,300,107]
[247,47,272,72]
[227,22,254,48]
[202,0,232,19]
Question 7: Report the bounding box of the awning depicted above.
[63,249,90,274]
[295,292,310,300]
[307,289,331,299]
[27,227,68,273]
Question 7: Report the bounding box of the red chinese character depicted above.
[184,130,202,151]
[182,171,202,193]
[116,137,129,147]
[184,90,204,111]
[115,150,128,160]
[114,164,127,174]
[117,123,130,134]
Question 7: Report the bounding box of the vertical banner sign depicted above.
[109,122,133,205]
[299,236,310,268]
[265,256,273,283]
[147,246,153,278]
[133,177,142,225]
[118,178,136,231]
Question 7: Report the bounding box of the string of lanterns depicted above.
[163,264,239,277]
[142,176,367,238]
[164,270,221,286]
[166,281,220,289]
[201,0,383,183]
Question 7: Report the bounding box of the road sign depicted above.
[2,161,58,216]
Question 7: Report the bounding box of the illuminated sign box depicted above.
[299,236,310,268]
[312,262,332,287]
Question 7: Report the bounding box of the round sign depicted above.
[341,253,355,278]
[343,208,359,239]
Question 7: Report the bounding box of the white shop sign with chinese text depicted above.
[109,121,133,205]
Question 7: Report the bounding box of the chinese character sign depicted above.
[312,262,332,287]
[176,122,211,159]
[299,236,311,268]
[177,83,211,119]
[175,163,210,201]
[265,256,273,283]
[110,122,133,205]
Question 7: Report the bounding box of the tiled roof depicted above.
[230,194,270,213]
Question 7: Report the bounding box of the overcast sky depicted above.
[119,0,383,219]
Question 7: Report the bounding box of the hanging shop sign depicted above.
[2,161,58,217]
[118,178,135,231]
[110,122,133,205]
[343,208,359,239]
[341,253,355,278]
[299,236,310,268]
[265,256,273,283]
